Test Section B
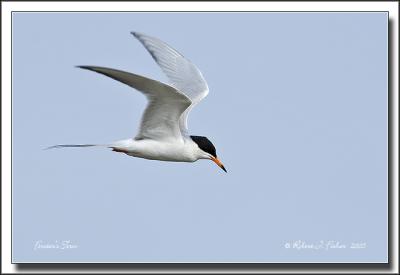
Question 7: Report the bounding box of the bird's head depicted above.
[190,135,227,173]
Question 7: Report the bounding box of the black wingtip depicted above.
[75,65,90,70]
[131,31,147,41]
[75,66,100,73]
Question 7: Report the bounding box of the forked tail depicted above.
[44,144,107,150]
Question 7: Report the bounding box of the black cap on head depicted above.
[190,135,217,158]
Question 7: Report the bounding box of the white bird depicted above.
[48,32,226,172]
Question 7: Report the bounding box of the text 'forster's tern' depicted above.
[48,32,227,172]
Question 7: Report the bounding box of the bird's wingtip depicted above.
[75,66,99,73]
[131,31,147,40]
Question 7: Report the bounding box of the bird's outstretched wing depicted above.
[77,66,192,142]
[131,32,209,136]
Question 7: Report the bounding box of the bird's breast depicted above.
[116,139,197,162]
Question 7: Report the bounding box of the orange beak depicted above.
[211,157,227,173]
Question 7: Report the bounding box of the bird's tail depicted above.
[44,144,108,150]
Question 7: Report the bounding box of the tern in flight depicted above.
[48,32,227,172]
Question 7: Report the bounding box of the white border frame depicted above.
[2,1,398,273]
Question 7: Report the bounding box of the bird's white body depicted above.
[110,138,206,162]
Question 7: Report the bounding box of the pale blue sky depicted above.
[12,12,388,262]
